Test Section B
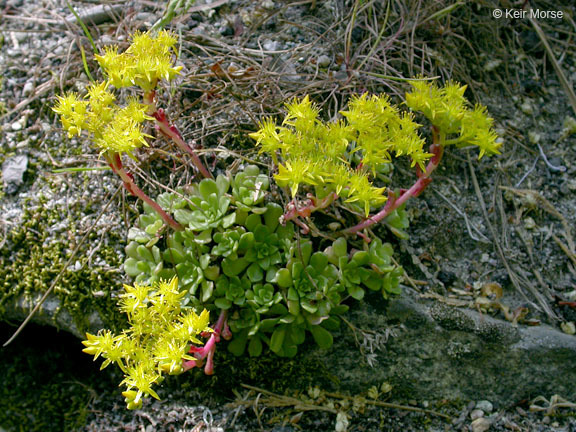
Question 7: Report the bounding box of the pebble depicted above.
[11,121,23,131]
[470,409,485,420]
[261,0,275,10]
[22,81,34,97]
[524,216,536,229]
[2,154,28,194]
[317,54,331,68]
[263,40,280,51]
[520,99,534,115]
[475,400,494,413]
[470,417,492,432]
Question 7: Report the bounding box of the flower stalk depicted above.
[106,152,183,231]
[183,309,230,375]
[345,128,444,235]
[143,91,213,179]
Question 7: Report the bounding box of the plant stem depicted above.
[184,309,229,375]
[143,91,213,179]
[345,128,444,235]
[106,152,183,231]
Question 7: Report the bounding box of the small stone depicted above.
[22,81,34,97]
[11,121,23,131]
[2,154,28,194]
[475,400,493,413]
[317,54,331,68]
[524,216,536,229]
[480,253,490,263]
[470,417,492,432]
[261,0,275,10]
[263,40,280,51]
[528,131,541,145]
[560,322,575,335]
[484,59,502,72]
[470,409,484,420]
[520,99,534,115]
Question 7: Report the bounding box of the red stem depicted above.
[106,152,183,231]
[183,309,229,375]
[143,91,213,179]
[345,132,444,235]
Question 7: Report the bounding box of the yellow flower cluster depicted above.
[53,31,182,155]
[95,30,183,91]
[82,278,212,409]
[251,94,430,216]
[53,83,152,155]
[405,80,502,158]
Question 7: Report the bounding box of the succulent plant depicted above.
[124,165,404,359]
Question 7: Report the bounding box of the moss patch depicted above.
[0,194,125,333]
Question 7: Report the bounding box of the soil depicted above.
[1,0,575,431]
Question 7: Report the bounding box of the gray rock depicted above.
[2,154,28,194]
[2,292,104,339]
[309,290,576,405]
[317,54,331,68]
[476,400,494,413]
[470,409,484,420]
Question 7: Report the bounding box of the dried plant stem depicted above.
[107,152,183,231]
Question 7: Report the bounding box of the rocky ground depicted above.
[1,0,576,431]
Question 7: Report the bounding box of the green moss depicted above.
[0,195,124,333]
[0,323,118,432]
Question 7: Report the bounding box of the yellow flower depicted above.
[275,158,317,197]
[52,93,89,137]
[96,30,182,91]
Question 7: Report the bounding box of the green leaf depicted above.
[124,258,140,276]
[163,247,184,264]
[145,219,164,235]
[174,209,194,225]
[215,297,232,309]
[331,304,349,315]
[201,282,213,302]
[263,202,283,231]
[228,331,248,356]
[246,263,264,282]
[216,174,230,195]
[333,237,348,258]
[222,212,236,228]
[275,268,292,288]
[310,252,328,272]
[199,178,219,199]
[137,245,154,263]
[270,327,286,353]
[310,325,333,349]
[351,251,369,266]
[388,226,409,239]
[245,213,261,232]
[238,232,255,251]
[222,257,249,277]
[348,284,365,300]
[248,336,263,357]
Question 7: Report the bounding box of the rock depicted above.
[471,417,492,432]
[2,154,28,194]
[22,81,34,97]
[309,291,576,405]
[2,292,104,339]
[10,121,23,131]
[317,54,331,68]
[476,400,494,413]
[470,409,484,420]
